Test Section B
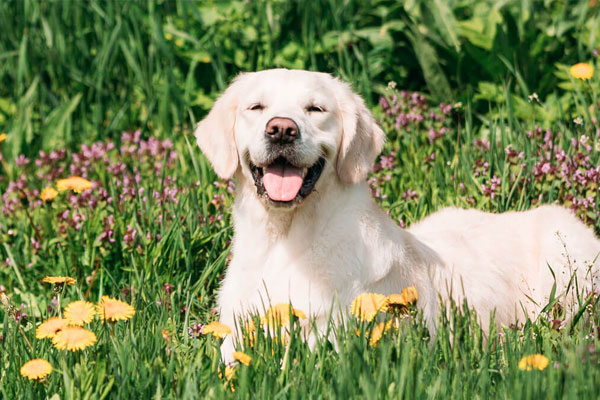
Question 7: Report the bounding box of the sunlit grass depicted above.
[0,89,598,397]
[1,1,599,398]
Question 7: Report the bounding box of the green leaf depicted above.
[429,0,460,52]
[406,30,452,102]
[41,93,83,149]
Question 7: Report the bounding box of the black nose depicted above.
[265,117,299,144]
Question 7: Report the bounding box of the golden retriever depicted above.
[195,69,600,362]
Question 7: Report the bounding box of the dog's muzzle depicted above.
[250,156,325,205]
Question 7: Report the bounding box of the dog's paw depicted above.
[220,336,236,364]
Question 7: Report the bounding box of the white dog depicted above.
[195,69,600,361]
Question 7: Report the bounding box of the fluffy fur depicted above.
[195,69,600,362]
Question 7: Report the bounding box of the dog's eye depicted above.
[248,103,265,111]
[306,105,325,113]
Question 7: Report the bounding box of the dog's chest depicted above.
[226,235,359,319]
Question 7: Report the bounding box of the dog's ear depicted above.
[335,80,385,184]
[194,77,244,179]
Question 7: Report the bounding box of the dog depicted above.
[195,68,600,362]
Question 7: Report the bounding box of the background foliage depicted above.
[0,0,600,399]
[0,0,599,159]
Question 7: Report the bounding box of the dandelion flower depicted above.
[350,293,388,321]
[41,276,76,286]
[219,365,236,392]
[203,321,232,339]
[387,294,404,306]
[40,187,58,202]
[518,354,549,371]
[569,63,594,80]
[225,365,235,380]
[36,317,69,339]
[240,319,257,346]
[0,133,6,143]
[64,300,96,326]
[233,351,252,366]
[161,328,173,344]
[96,296,135,322]
[260,303,306,327]
[402,286,418,303]
[56,176,92,193]
[242,318,256,334]
[219,364,236,394]
[360,321,393,346]
[369,322,386,346]
[52,326,97,351]
[20,359,52,380]
[387,286,419,314]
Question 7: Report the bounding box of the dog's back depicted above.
[408,205,600,326]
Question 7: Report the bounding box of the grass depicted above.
[1,87,599,398]
[1,1,600,399]
[1,1,599,158]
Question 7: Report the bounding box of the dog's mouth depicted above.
[249,156,325,205]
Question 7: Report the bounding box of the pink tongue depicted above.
[263,163,304,201]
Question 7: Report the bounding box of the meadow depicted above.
[1,0,600,398]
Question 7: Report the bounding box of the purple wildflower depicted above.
[163,283,174,295]
[189,322,204,338]
[123,226,137,246]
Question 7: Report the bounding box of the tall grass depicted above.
[1,1,599,399]
[1,0,598,158]
[0,86,598,398]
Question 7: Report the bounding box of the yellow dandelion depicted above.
[175,39,184,47]
[0,133,7,143]
[56,176,92,193]
[161,328,172,343]
[40,187,58,202]
[387,293,405,306]
[569,63,594,80]
[240,318,257,347]
[41,276,76,286]
[369,322,386,346]
[387,286,419,313]
[233,351,252,366]
[96,296,135,322]
[518,354,549,371]
[242,318,256,334]
[219,364,237,391]
[225,365,235,380]
[20,359,52,380]
[350,293,388,321]
[164,33,173,40]
[52,326,97,351]
[260,303,306,327]
[359,320,393,346]
[401,286,418,304]
[220,365,236,392]
[64,300,96,326]
[203,321,232,339]
[36,317,69,339]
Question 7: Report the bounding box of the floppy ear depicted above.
[194,78,243,179]
[335,80,385,184]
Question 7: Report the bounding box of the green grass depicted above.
[1,0,599,158]
[1,89,599,398]
[1,1,600,399]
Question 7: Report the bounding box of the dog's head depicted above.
[195,69,384,208]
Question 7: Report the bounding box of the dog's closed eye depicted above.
[306,105,326,113]
[248,103,265,111]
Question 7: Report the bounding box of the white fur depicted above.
[195,69,600,362]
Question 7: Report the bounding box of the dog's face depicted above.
[195,69,384,209]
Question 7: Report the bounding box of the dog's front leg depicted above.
[219,334,236,364]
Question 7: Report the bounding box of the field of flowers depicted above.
[1,1,600,399]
